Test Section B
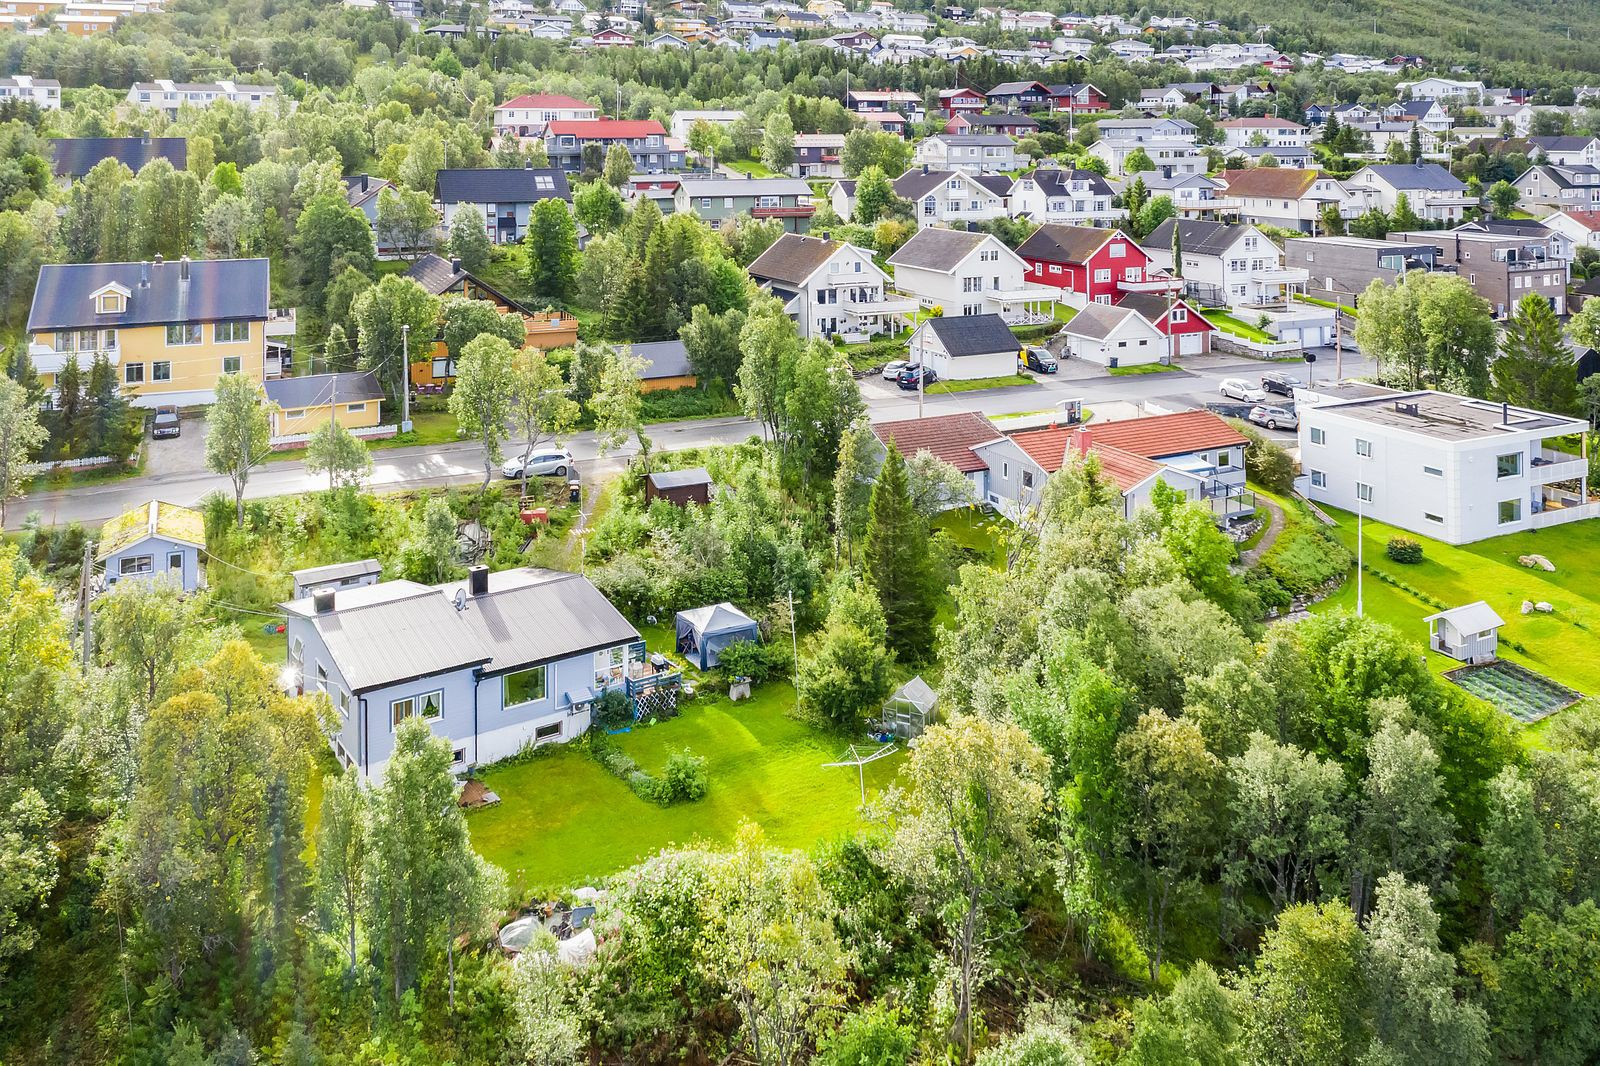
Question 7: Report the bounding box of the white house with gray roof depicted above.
[1055,302,1166,367]
[1008,168,1117,226]
[834,167,1009,229]
[1141,218,1309,307]
[1348,163,1475,224]
[746,232,911,340]
[907,314,1020,380]
[283,566,651,780]
[912,134,1019,174]
[886,228,1050,323]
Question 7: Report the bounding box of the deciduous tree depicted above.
[204,373,272,526]
[449,333,518,488]
[0,376,46,526]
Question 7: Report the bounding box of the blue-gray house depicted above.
[98,500,205,592]
[283,565,659,780]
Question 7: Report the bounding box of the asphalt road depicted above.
[10,348,1374,531]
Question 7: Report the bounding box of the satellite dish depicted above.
[453,588,467,612]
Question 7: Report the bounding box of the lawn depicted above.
[725,158,779,177]
[1051,302,1078,324]
[1308,506,1600,701]
[926,373,1035,394]
[1108,362,1182,376]
[1201,309,1277,344]
[1293,294,1357,316]
[933,505,1008,567]
[264,409,460,462]
[467,684,903,895]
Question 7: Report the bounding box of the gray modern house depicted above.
[1283,235,1444,303]
[1390,227,1569,317]
[284,566,663,780]
[434,168,572,244]
[672,176,816,231]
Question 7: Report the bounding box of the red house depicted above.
[1047,82,1108,113]
[590,28,634,46]
[1016,224,1180,308]
[938,87,986,118]
[1115,292,1216,355]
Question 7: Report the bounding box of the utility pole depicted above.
[400,324,413,432]
[327,373,337,491]
[79,539,95,670]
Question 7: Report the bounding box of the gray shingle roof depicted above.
[1358,163,1465,192]
[1142,218,1242,257]
[49,136,187,179]
[404,252,468,295]
[747,233,842,286]
[27,258,268,333]
[1059,302,1138,340]
[626,339,692,379]
[923,313,1018,357]
[887,227,989,272]
[434,167,572,204]
[263,371,385,410]
[1022,168,1114,198]
[649,467,712,490]
[1016,223,1122,265]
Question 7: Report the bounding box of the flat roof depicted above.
[1315,390,1582,440]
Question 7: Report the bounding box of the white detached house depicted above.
[886,228,1053,324]
[746,232,914,341]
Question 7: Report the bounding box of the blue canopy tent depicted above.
[675,602,760,670]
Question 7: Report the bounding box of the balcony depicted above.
[1253,266,1310,285]
[842,295,920,317]
[1530,495,1600,528]
[1533,448,1588,483]
[1117,275,1184,295]
[751,204,816,219]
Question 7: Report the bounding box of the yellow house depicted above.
[262,370,385,439]
[27,256,269,407]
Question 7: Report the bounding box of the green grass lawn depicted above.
[1308,506,1600,703]
[726,158,779,177]
[933,506,1007,567]
[1109,362,1182,376]
[467,684,903,895]
[265,409,460,462]
[1051,302,1078,324]
[926,373,1034,394]
[1201,310,1277,344]
[1293,294,1357,316]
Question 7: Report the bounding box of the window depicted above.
[166,324,202,346]
[962,276,982,293]
[167,550,183,571]
[1108,242,1125,257]
[346,402,366,414]
[1498,498,1521,525]
[452,746,467,765]
[97,292,123,313]
[119,554,153,576]
[222,356,241,375]
[502,666,547,708]
[1423,464,1443,477]
[1094,268,1111,282]
[148,360,171,382]
[214,321,250,343]
[1496,452,1523,478]
[124,363,144,384]
[534,722,562,742]
[595,646,625,688]
[1355,438,1372,457]
[1215,449,1231,468]
[699,197,712,208]
[1356,482,1374,503]
[1310,469,1326,487]
[1171,307,1188,323]
[391,690,443,729]
[1424,512,1443,524]
[1022,470,1034,489]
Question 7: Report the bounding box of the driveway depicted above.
[142,413,211,479]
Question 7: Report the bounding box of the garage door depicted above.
[1179,332,1204,355]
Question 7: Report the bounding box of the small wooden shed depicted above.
[646,467,712,506]
[1425,601,1505,664]
[98,500,206,592]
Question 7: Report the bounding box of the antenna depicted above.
[453,588,467,612]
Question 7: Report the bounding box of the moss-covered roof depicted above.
[96,501,205,560]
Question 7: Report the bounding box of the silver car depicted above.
[1220,377,1268,403]
[1248,404,1298,431]
[501,449,574,479]
[881,359,910,380]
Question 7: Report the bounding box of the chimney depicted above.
[152,253,163,265]
[179,255,190,282]
[525,160,533,169]
[450,257,462,272]
[1502,401,1509,424]
[468,564,489,596]
[313,587,336,614]
[139,261,150,288]
[360,174,369,192]
[141,130,151,145]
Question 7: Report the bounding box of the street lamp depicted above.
[400,324,413,433]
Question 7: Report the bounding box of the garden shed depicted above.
[675,602,759,670]
[1425,601,1504,664]
[646,467,712,506]
[97,500,206,592]
[880,675,938,739]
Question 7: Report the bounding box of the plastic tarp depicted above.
[675,602,760,670]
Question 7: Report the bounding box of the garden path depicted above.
[1240,496,1286,567]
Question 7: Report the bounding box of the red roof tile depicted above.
[1556,209,1600,232]
[1072,410,1247,460]
[497,94,594,111]
[1070,438,1165,492]
[1005,424,1075,473]
[872,412,997,473]
[545,118,666,138]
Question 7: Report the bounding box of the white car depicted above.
[1248,404,1299,431]
[1219,377,1268,403]
[882,359,911,380]
[501,449,574,479]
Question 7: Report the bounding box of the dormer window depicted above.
[97,292,124,314]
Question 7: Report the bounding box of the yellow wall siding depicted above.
[272,400,384,437]
[40,319,266,400]
[640,374,699,393]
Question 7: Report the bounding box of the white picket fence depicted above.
[22,455,123,475]
[269,424,400,451]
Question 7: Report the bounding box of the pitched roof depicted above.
[263,371,385,410]
[676,600,755,636]
[28,258,268,332]
[1218,116,1305,130]
[49,136,187,178]
[871,411,997,473]
[97,500,205,560]
[1022,168,1113,197]
[1553,209,1600,233]
[1115,292,1213,329]
[291,559,383,586]
[1357,162,1465,192]
[886,227,991,272]
[747,233,842,286]
[1528,135,1598,153]
[957,112,1039,130]
[404,252,469,294]
[1219,166,1321,199]
[930,133,1014,147]
[496,93,594,110]
[434,167,571,203]
[1005,424,1075,473]
[922,313,1018,357]
[675,176,813,197]
[545,118,666,138]
[987,80,1049,95]
[1016,223,1124,265]
[1074,410,1247,459]
[1423,600,1505,633]
[1073,440,1167,492]
[1141,217,1243,257]
[649,466,712,490]
[627,339,692,379]
[1059,302,1141,340]
[343,173,390,208]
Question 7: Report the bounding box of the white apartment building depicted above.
[886,228,1051,323]
[1298,390,1596,544]
[492,94,599,137]
[668,108,744,142]
[912,134,1019,174]
[125,79,279,115]
[0,75,60,109]
[1008,168,1118,226]
[1218,117,1311,150]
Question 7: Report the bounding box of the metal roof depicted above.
[648,466,712,490]
[1424,600,1505,633]
[263,371,384,410]
[435,167,572,203]
[921,313,1018,357]
[27,258,268,333]
[291,558,383,585]
[675,176,813,197]
[627,339,692,379]
[49,136,186,178]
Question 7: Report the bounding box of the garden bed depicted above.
[1442,660,1583,723]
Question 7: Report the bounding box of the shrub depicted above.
[1385,536,1424,564]
[640,385,738,423]
[592,688,632,731]
[1232,422,1296,493]
[714,638,790,683]
[1257,525,1352,597]
[659,749,709,803]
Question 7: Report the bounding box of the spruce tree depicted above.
[864,444,939,662]
[53,354,83,455]
[1493,293,1578,413]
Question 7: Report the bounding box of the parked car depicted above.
[1260,371,1303,397]
[501,449,574,479]
[1219,377,1267,403]
[881,359,911,380]
[1021,346,1058,374]
[896,364,938,390]
[151,406,181,439]
[1248,404,1298,431]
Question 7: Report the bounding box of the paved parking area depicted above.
[142,412,211,478]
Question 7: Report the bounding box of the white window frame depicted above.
[502,665,548,709]
[165,323,202,346]
[1355,438,1372,457]
[1356,482,1374,503]
[391,690,444,730]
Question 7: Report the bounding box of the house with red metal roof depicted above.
[543,118,684,172]
[493,94,599,138]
